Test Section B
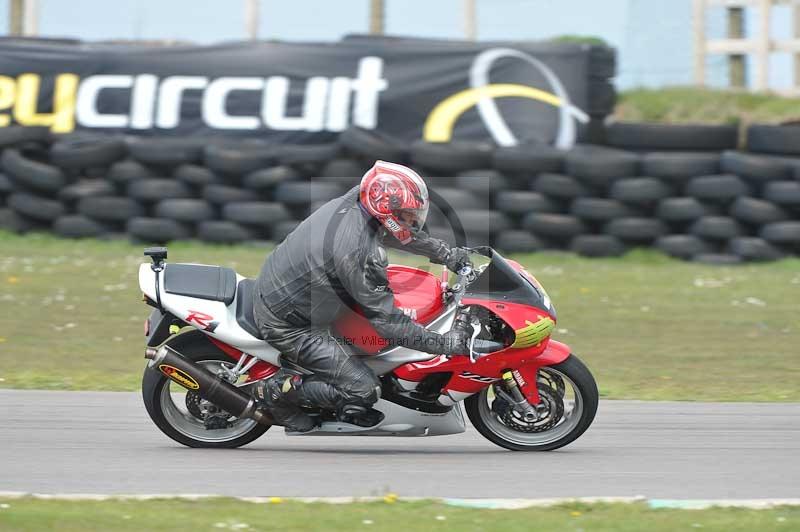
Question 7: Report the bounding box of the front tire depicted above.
[465,354,598,451]
[142,332,270,449]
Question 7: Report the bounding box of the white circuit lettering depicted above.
[75,57,387,132]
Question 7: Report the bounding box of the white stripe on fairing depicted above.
[395,378,419,391]
[1,493,798,510]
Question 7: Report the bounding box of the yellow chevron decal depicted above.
[512,316,555,348]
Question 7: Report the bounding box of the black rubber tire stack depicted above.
[0,121,798,263]
[1,128,71,234]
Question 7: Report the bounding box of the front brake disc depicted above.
[500,382,564,433]
[538,370,565,398]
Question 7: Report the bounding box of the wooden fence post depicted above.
[693,0,707,86]
[369,0,385,36]
[727,6,746,87]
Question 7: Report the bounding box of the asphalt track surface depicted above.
[1,390,798,499]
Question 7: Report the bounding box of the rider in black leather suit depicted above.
[252,166,471,432]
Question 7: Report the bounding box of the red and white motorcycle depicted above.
[139,246,598,451]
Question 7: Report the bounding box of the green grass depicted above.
[0,498,797,532]
[550,34,610,47]
[616,87,800,126]
[0,230,799,401]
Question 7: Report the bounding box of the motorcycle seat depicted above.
[164,264,237,305]
[234,278,262,338]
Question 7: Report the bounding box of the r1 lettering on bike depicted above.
[185,311,219,332]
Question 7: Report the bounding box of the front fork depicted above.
[498,369,543,422]
[500,338,572,407]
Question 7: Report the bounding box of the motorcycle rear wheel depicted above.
[465,354,598,451]
[142,333,270,449]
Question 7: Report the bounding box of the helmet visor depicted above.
[395,206,429,232]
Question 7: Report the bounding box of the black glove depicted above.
[445,247,472,274]
[441,328,471,356]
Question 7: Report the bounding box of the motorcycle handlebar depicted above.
[455,245,492,285]
[471,338,505,354]
[457,264,473,278]
[450,247,505,360]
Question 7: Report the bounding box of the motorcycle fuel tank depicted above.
[334,265,445,354]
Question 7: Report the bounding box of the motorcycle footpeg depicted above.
[283,415,323,435]
[338,407,385,428]
[254,407,280,427]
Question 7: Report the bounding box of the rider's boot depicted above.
[337,404,385,428]
[252,373,316,433]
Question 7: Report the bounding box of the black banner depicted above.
[0,37,614,147]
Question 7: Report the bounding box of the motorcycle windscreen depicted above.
[463,250,555,318]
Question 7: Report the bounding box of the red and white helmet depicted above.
[359,160,429,245]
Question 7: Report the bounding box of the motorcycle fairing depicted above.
[393,338,572,406]
[288,397,466,437]
[391,252,567,406]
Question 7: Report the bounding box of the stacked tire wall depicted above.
[1,123,800,264]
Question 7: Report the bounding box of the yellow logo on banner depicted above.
[423,48,589,148]
[424,83,565,143]
[0,73,79,132]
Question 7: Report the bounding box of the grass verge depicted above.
[0,498,798,532]
[0,230,799,400]
[616,87,800,126]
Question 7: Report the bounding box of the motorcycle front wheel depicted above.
[465,354,598,451]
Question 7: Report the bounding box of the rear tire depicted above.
[142,334,270,448]
[465,354,598,451]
